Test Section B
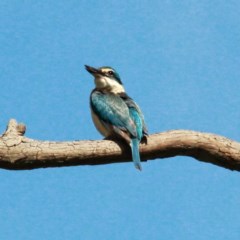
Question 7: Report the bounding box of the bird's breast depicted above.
[91,109,111,137]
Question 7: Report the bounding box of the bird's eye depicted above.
[108,71,114,75]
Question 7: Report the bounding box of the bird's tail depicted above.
[131,138,142,171]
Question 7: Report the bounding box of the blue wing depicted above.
[90,90,137,139]
[119,93,148,140]
[119,93,148,171]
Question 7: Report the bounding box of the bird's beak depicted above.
[85,65,101,76]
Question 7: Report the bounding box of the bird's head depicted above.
[85,65,125,93]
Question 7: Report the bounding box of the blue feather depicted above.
[91,90,137,138]
[131,138,142,171]
[129,107,143,140]
[120,93,148,137]
[129,107,143,171]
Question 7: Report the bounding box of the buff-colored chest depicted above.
[91,109,111,137]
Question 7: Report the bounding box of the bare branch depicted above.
[0,119,240,171]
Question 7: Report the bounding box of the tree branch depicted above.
[0,119,240,171]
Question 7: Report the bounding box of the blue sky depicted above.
[1,1,240,239]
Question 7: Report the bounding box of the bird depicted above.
[85,65,148,171]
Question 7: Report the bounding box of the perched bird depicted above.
[85,65,148,170]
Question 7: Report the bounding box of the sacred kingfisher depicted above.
[85,65,148,170]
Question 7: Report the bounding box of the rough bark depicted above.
[0,119,240,171]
